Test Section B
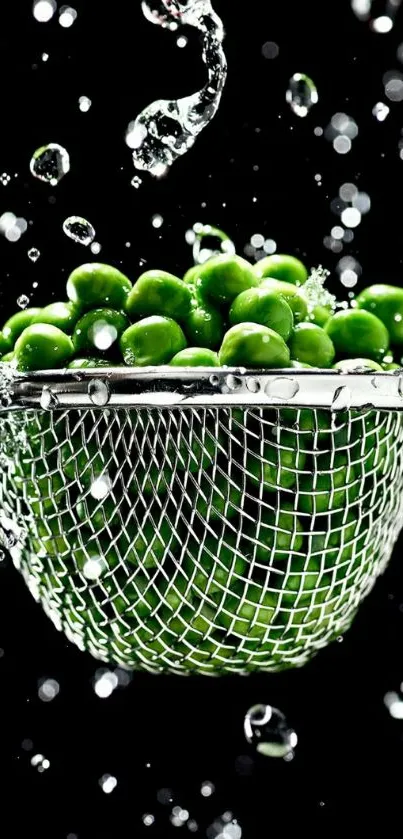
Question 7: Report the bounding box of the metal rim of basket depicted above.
[2,366,403,411]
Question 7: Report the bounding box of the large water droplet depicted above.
[63,216,95,246]
[30,143,70,186]
[226,374,242,391]
[246,377,260,393]
[266,378,300,399]
[130,0,227,176]
[88,379,110,407]
[40,386,59,410]
[17,294,30,309]
[190,222,235,264]
[28,247,40,262]
[244,704,297,758]
[286,73,318,117]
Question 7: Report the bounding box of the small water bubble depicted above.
[244,704,297,758]
[266,378,300,400]
[90,241,101,255]
[331,386,352,411]
[286,73,318,117]
[99,773,117,794]
[246,377,260,393]
[78,95,92,112]
[261,41,279,59]
[373,102,390,121]
[63,216,95,246]
[131,175,143,189]
[341,207,361,228]
[372,15,393,33]
[201,781,215,797]
[31,753,50,772]
[33,0,56,22]
[385,75,403,102]
[28,247,40,262]
[177,35,188,47]
[143,814,155,826]
[88,379,110,407]
[333,135,351,154]
[40,386,59,410]
[187,820,198,833]
[30,143,70,185]
[1,173,11,186]
[90,472,112,500]
[226,375,242,391]
[38,678,60,702]
[157,788,173,805]
[41,52,49,61]
[209,374,219,387]
[59,5,77,27]
[94,668,118,698]
[17,295,30,309]
[151,213,164,228]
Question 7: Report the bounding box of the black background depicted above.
[1,1,403,836]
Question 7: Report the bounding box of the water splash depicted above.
[301,266,337,314]
[128,0,227,176]
[187,222,235,264]
[30,143,70,186]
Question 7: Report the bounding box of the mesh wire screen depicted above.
[1,405,403,675]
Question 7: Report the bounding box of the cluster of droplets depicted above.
[127,0,227,176]
[301,266,337,315]
[351,0,402,32]
[185,222,235,264]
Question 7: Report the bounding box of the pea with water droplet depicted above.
[219,323,290,368]
[229,287,294,341]
[254,254,308,286]
[195,254,259,305]
[184,296,224,350]
[14,324,74,372]
[325,309,390,361]
[67,263,132,311]
[73,308,129,354]
[289,322,335,368]
[2,308,42,344]
[68,357,112,369]
[120,316,187,366]
[259,279,308,323]
[356,284,403,345]
[169,347,219,366]
[125,270,193,321]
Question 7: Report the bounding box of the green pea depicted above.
[68,357,112,369]
[125,270,193,321]
[73,308,129,355]
[66,263,132,311]
[217,584,277,639]
[356,284,403,345]
[229,287,294,341]
[254,253,308,286]
[120,316,187,366]
[185,532,248,599]
[219,323,290,368]
[31,302,81,333]
[333,358,383,372]
[14,323,74,371]
[0,330,12,355]
[288,323,335,368]
[290,360,314,368]
[297,452,359,516]
[259,279,308,323]
[3,308,42,345]
[169,347,220,367]
[183,265,203,285]
[1,351,14,363]
[325,309,389,361]
[247,431,307,492]
[251,503,304,563]
[308,304,332,327]
[184,300,224,350]
[383,362,401,370]
[194,470,243,522]
[195,254,259,305]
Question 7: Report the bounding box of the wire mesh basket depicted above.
[1,366,403,676]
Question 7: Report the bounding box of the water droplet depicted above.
[286,73,318,117]
[38,678,60,702]
[33,0,56,22]
[31,753,50,772]
[78,95,92,112]
[142,814,155,827]
[40,386,59,410]
[90,241,102,255]
[266,378,300,400]
[130,0,227,176]
[244,704,297,758]
[59,6,78,28]
[0,173,11,186]
[30,143,70,186]
[90,472,112,500]
[331,385,352,411]
[246,377,260,393]
[17,295,30,309]
[99,773,117,794]
[27,247,40,262]
[88,379,110,406]
[209,374,220,386]
[131,175,143,189]
[373,101,390,121]
[63,216,95,246]
[82,556,107,581]
[226,374,242,391]
[190,223,235,264]
[151,213,164,228]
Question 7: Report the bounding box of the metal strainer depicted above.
[1,367,403,676]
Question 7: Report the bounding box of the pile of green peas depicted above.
[5,254,402,671]
[1,253,402,372]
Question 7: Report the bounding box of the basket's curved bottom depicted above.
[2,405,403,675]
